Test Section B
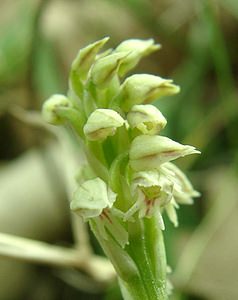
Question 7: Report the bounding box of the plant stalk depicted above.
[90,214,168,300]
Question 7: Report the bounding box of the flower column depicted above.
[42,38,200,300]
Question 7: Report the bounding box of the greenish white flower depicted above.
[129,135,200,171]
[117,74,180,112]
[127,104,167,135]
[70,177,116,219]
[124,170,174,230]
[83,109,125,141]
[70,177,128,247]
[115,38,161,76]
[90,52,130,88]
[42,94,73,125]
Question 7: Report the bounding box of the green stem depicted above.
[90,214,167,300]
[125,217,168,300]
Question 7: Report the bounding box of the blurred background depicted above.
[0,0,237,299]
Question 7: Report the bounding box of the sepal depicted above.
[117,74,180,112]
[129,135,200,171]
[83,109,125,141]
[161,162,200,204]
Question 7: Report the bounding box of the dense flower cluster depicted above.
[42,38,200,249]
[42,38,201,300]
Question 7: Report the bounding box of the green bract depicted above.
[42,37,200,300]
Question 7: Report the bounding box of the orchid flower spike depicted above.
[42,37,201,300]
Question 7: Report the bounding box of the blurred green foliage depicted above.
[0,0,237,299]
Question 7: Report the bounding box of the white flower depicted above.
[83,109,125,141]
[70,177,116,219]
[124,170,174,230]
[70,178,128,247]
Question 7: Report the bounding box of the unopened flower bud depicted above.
[70,177,116,220]
[90,52,130,88]
[71,37,109,81]
[115,39,160,76]
[129,135,200,171]
[42,94,73,125]
[117,74,180,112]
[83,109,125,141]
[127,104,167,135]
